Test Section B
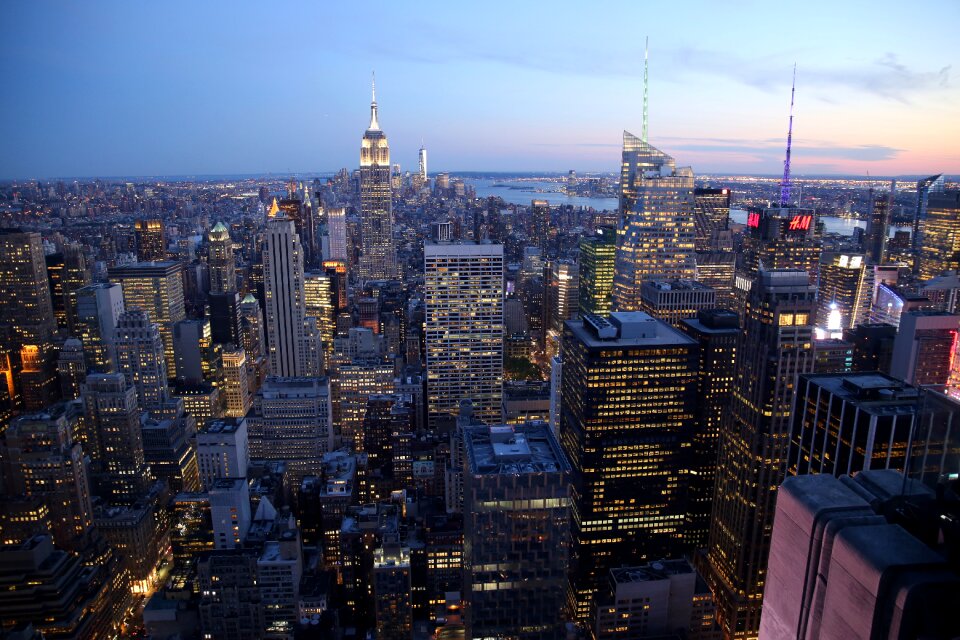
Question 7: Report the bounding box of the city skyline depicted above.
[2,1,958,179]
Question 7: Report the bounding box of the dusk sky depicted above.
[2,1,958,179]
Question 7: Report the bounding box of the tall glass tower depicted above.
[613,132,696,311]
[359,77,396,281]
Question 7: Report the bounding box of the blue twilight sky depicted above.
[1,1,958,179]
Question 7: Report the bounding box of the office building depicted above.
[279,194,318,268]
[333,359,395,449]
[593,560,720,640]
[788,373,956,478]
[463,422,571,639]
[531,199,552,255]
[359,79,396,280]
[912,173,945,271]
[844,322,897,373]
[614,132,696,310]
[545,259,580,341]
[864,190,891,264]
[263,208,319,377]
[425,240,504,427]
[18,344,58,411]
[197,551,264,639]
[816,254,870,331]
[2,404,94,552]
[811,337,854,373]
[759,472,960,639]
[82,373,150,504]
[706,269,816,639]
[74,283,125,372]
[694,187,731,252]
[678,309,739,549]
[114,309,169,410]
[695,251,737,310]
[197,417,249,490]
[173,318,215,385]
[920,271,960,313]
[917,190,960,279]
[56,338,86,399]
[741,207,821,286]
[135,219,165,262]
[207,221,237,295]
[639,279,716,326]
[324,206,349,263]
[578,226,617,317]
[890,311,960,387]
[561,312,698,621]
[247,376,333,482]
[108,261,185,375]
[140,403,200,493]
[304,270,337,353]
[208,290,242,347]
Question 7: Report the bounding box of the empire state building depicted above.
[358,76,397,280]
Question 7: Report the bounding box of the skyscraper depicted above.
[2,403,94,552]
[815,253,870,331]
[325,207,349,263]
[82,372,150,504]
[263,209,308,377]
[917,190,960,280]
[912,173,945,273]
[706,269,816,639]
[114,309,169,411]
[678,309,739,550]
[108,261,186,375]
[560,312,698,621]
[0,228,56,350]
[613,132,696,310]
[889,311,960,387]
[74,283,125,372]
[207,221,237,295]
[418,144,428,182]
[741,207,821,286]
[694,187,731,252]
[135,219,166,262]
[359,77,396,280]
[425,240,504,427]
[462,422,571,639]
[578,226,617,317]
[864,190,891,264]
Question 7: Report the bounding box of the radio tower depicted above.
[642,36,649,144]
[779,64,796,207]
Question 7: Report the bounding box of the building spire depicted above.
[642,36,649,144]
[369,71,380,131]
[780,64,797,207]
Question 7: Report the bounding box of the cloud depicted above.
[657,136,902,162]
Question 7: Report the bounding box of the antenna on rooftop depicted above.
[642,36,649,144]
[779,64,797,207]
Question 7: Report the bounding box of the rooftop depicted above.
[571,312,695,348]
[610,558,694,585]
[464,422,569,476]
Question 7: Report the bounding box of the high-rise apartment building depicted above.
[578,226,617,317]
[425,241,504,427]
[706,269,816,639]
[82,372,150,504]
[0,228,56,349]
[197,417,249,490]
[2,404,94,552]
[463,422,571,639]
[263,211,309,377]
[207,221,237,295]
[221,347,251,418]
[613,132,696,310]
[678,309,739,550]
[912,173,945,273]
[114,309,169,410]
[917,190,960,280]
[108,261,185,375]
[561,312,698,621]
[135,219,166,262]
[74,283,125,372]
[359,80,396,280]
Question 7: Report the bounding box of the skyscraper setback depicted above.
[359,77,396,280]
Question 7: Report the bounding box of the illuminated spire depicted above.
[369,71,380,131]
[780,64,797,207]
[267,197,280,218]
[642,36,649,144]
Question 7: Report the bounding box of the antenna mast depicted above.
[779,64,796,207]
[642,36,649,144]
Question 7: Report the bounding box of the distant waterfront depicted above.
[464,177,619,210]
